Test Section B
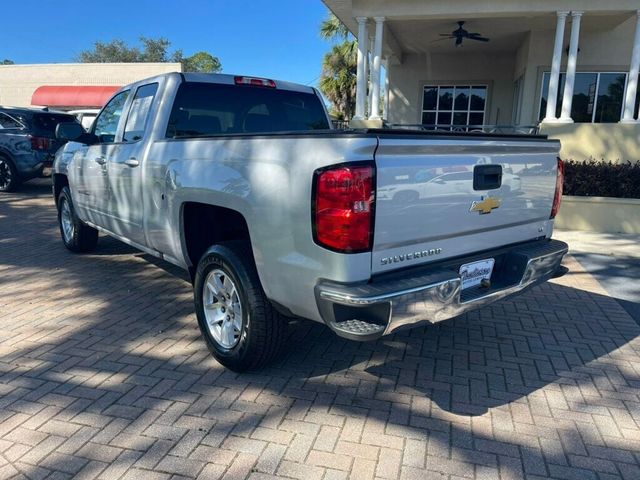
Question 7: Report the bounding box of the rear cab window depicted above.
[166,82,330,138]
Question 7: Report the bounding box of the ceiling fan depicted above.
[438,21,490,46]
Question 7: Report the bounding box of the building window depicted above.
[422,85,487,130]
[539,71,640,123]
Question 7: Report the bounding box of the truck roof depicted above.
[182,73,317,94]
[120,72,318,96]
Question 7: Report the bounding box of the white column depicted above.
[369,17,385,120]
[559,11,583,123]
[544,11,569,122]
[367,37,374,116]
[622,10,640,122]
[383,58,390,120]
[354,17,369,120]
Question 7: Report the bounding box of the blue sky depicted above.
[1,0,337,86]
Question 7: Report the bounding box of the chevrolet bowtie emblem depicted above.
[470,196,501,214]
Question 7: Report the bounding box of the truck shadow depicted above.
[276,277,639,417]
[2,185,639,478]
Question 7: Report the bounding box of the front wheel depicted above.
[194,242,286,371]
[0,156,20,192]
[57,186,99,253]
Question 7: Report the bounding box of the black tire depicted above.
[194,241,286,372]
[57,186,99,253]
[0,156,20,192]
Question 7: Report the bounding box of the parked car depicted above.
[52,72,567,371]
[0,107,80,192]
[68,109,100,131]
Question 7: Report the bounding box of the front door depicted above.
[73,90,130,226]
[105,83,159,246]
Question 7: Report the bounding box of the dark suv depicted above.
[0,107,79,192]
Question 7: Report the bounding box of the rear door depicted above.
[372,134,560,274]
[105,82,159,246]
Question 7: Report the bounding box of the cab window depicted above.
[93,90,130,143]
[123,83,158,142]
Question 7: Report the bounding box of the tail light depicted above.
[313,164,375,253]
[234,76,276,88]
[550,157,564,219]
[30,136,52,151]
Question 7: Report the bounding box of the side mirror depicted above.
[56,122,85,142]
[56,122,99,145]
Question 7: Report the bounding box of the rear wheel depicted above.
[0,156,19,192]
[57,186,99,252]
[194,241,286,371]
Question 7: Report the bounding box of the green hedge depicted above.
[563,160,640,199]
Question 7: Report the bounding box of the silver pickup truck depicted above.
[53,72,568,371]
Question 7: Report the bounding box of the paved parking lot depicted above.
[1,181,639,480]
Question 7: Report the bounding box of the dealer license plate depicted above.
[459,258,495,290]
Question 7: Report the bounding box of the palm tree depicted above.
[320,41,357,120]
[320,14,350,41]
[319,13,357,121]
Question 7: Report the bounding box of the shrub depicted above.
[563,159,640,199]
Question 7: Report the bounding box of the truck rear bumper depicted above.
[315,239,568,341]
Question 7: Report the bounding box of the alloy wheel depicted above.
[203,268,243,349]
[0,159,13,190]
[60,197,75,243]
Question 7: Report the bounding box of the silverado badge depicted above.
[470,196,501,214]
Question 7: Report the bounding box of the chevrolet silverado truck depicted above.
[52,72,568,371]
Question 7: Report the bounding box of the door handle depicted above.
[94,156,106,165]
[124,157,140,167]
[473,165,502,190]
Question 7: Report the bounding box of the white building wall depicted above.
[387,51,515,125]
[0,63,182,108]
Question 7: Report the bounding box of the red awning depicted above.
[31,85,121,108]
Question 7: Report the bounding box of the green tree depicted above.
[77,37,221,73]
[2,59,15,65]
[319,13,357,120]
[77,39,143,62]
[173,51,222,73]
[320,13,350,40]
[140,37,172,62]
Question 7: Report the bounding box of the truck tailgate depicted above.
[372,135,561,274]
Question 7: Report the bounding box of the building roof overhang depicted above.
[322,0,639,58]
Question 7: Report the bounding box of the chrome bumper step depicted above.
[316,239,568,341]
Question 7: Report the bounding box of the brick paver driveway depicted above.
[1,181,639,480]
